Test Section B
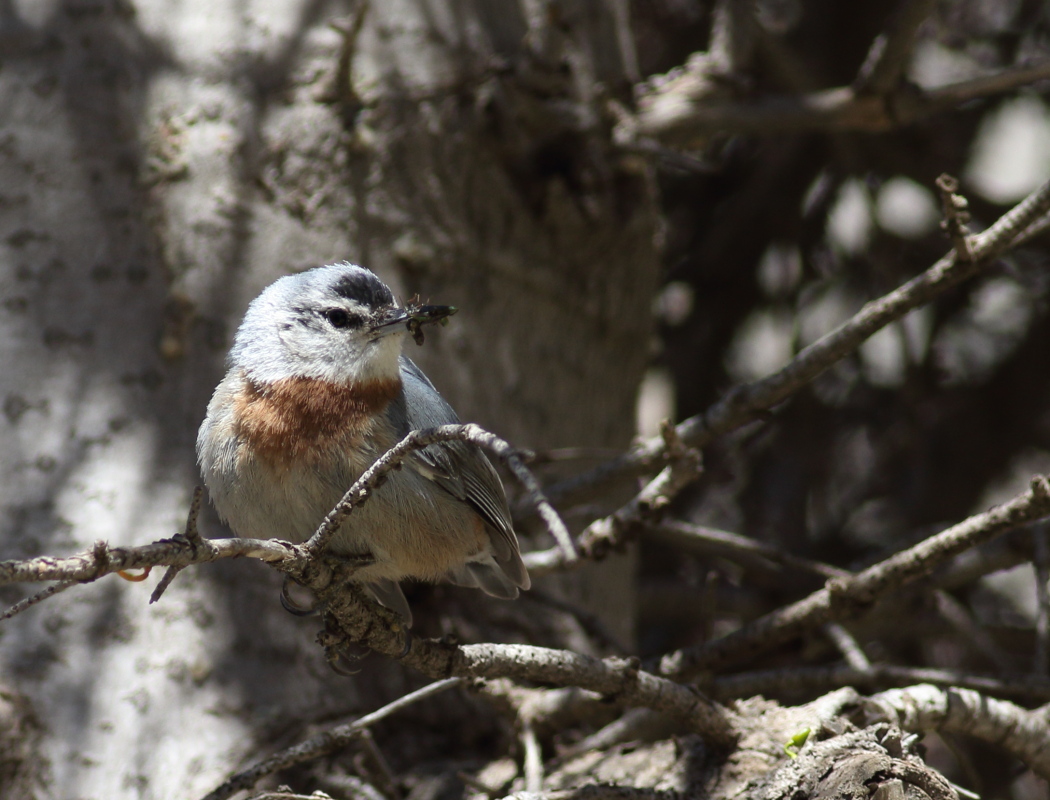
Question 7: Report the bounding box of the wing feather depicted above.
[395,358,528,590]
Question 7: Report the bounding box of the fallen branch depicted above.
[868,684,1050,779]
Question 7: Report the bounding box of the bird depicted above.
[196,263,530,624]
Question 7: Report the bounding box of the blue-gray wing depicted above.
[393,357,529,591]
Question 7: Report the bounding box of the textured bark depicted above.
[0,1,658,797]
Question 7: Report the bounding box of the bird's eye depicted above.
[325,308,353,328]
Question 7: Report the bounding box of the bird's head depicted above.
[230,263,454,386]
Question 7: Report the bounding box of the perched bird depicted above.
[197,263,530,623]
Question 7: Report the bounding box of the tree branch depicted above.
[0,536,294,586]
[544,176,1050,511]
[852,0,938,95]
[625,57,1050,146]
[314,580,737,748]
[524,423,701,576]
[868,684,1050,779]
[656,475,1050,680]
[202,678,463,800]
[642,520,849,581]
[307,424,575,562]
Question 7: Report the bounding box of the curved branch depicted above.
[307,423,575,561]
[314,581,738,748]
[869,684,1050,779]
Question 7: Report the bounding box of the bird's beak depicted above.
[371,304,457,339]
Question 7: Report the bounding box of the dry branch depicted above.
[869,684,1050,779]
[0,580,76,620]
[203,678,463,800]
[307,424,575,562]
[544,176,1050,511]
[853,0,938,94]
[625,56,1050,146]
[656,475,1050,679]
[525,424,701,576]
[0,535,294,586]
[317,574,738,748]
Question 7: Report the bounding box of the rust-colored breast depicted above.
[231,373,402,468]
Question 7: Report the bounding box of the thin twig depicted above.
[306,424,576,563]
[525,427,701,576]
[823,623,870,670]
[151,486,205,603]
[0,580,76,620]
[932,589,1013,673]
[643,520,849,580]
[853,0,938,94]
[550,707,676,765]
[543,176,1050,512]
[183,485,205,545]
[935,174,974,262]
[656,475,1050,680]
[521,720,544,794]
[201,678,462,800]
[626,59,1050,145]
[358,729,401,800]
[925,62,1050,108]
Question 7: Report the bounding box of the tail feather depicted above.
[446,564,481,588]
[468,560,521,599]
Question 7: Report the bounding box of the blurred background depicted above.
[0,0,1048,798]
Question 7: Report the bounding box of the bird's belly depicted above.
[213,445,489,583]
